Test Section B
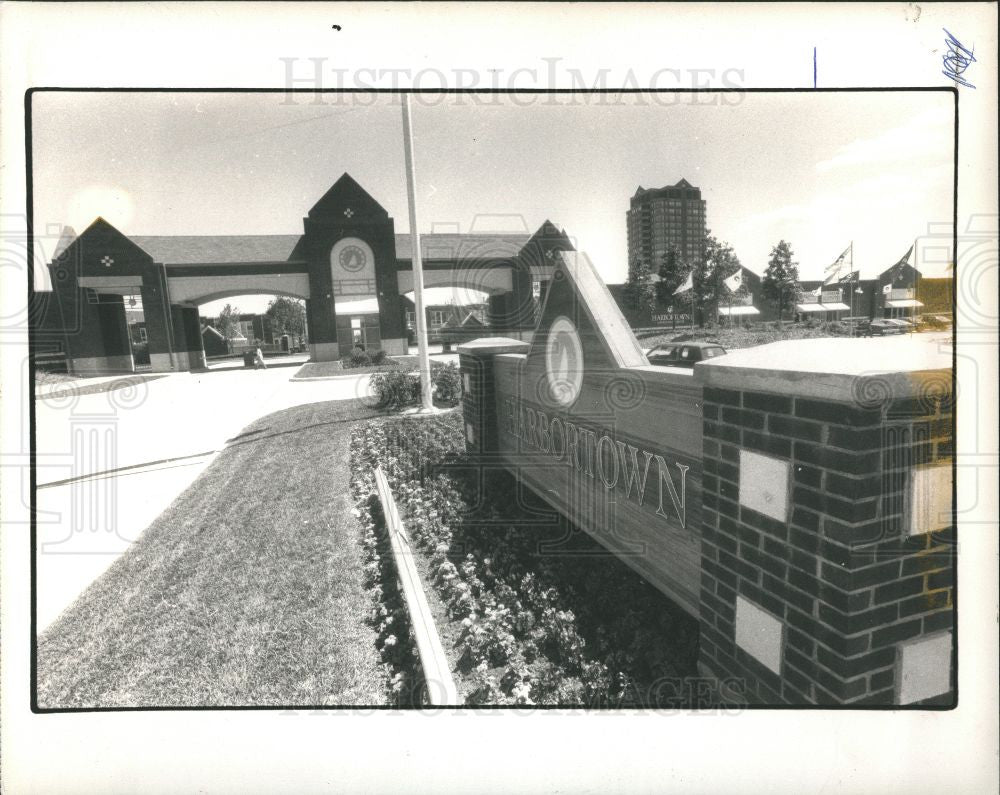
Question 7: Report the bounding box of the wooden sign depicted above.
[490,251,704,616]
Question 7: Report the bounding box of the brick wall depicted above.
[459,340,530,456]
[699,383,955,705]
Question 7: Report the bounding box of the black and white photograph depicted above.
[27,88,960,711]
[1,3,997,794]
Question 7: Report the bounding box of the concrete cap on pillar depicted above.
[456,337,531,357]
[694,333,952,404]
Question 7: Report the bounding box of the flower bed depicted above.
[350,413,701,707]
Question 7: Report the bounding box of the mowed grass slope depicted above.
[37,399,388,708]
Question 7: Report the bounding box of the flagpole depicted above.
[911,236,918,333]
[849,240,854,335]
[401,93,434,411]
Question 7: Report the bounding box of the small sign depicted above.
[651,312,692,325]
[738,449,791,523]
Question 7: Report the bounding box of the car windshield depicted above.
[703,347,725,358]
[653,346,677,357]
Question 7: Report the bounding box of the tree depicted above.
[265,297,306,337]
[689,253,712,327]
[217,303,241,354]
[702,236,743,325]
[762,240,801,326]
[622,257,656,320]
[654,246,685,306]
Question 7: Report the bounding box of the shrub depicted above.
[370,361,463,410]
[370,369,421,409]
[369,349,389,365]
[431,361,462,405]
[349,348,371,368]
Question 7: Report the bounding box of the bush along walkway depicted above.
[350,413,703,707]
[37,399,390,709]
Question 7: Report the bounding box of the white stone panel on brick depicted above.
[908,465,953,537]
[463,373,471,393]
[898,631,952,704]
[734,595,784,675]
[466,423,475,444]
[738,449,791,523]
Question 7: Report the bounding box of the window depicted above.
[430,310,446,327]
[680,347,692,359]
[139,327,147,342]
[350,317,365,348]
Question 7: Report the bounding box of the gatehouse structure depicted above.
[460,250,955,706]
[37,173,570,375]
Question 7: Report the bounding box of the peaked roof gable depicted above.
[308,172,389,220]
[54,217,155,266]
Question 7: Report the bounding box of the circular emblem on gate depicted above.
[339,244,367,273]
[545,315,584,407]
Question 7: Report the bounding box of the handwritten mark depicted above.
[813,46,817,88]
[332,24,342,31]
[942,28,975,88]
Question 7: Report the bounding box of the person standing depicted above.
[254,341,267,370]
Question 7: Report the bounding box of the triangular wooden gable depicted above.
[523,250,647,413]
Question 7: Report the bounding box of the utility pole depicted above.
[401,93,434,411]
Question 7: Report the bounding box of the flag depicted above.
[839,270,859,284]
[673,270,694,295]
[882,283,892,295]
[891,244,914,282]
[812,285,823,297]
[824,243,852,285]
[724,269,742,292]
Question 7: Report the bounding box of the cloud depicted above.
[815,108,952,173]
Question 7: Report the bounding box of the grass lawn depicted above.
[34,371,77,385]
[34,373,168,400]
[639,322,853,350]
[37,399,390,708]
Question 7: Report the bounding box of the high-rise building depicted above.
[626,178,707,272]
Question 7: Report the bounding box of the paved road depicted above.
[34,364,373,631]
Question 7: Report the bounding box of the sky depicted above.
[31,91,954,314]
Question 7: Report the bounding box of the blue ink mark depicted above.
[813,47,817,88]
[942,28,975,88]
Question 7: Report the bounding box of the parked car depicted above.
[856,318,907,337]
[646,341,727,368]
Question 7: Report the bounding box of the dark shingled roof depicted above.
[131,235,302,265]
[393,233,531,262]
[122,232,533,265]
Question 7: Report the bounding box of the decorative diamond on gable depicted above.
[101,255,114,268]
[343,208,354,218]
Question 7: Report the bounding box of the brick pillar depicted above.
[457,338,530,456]
[141,278,175,372]
[696,359,954,706]
[170,304,204,371]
